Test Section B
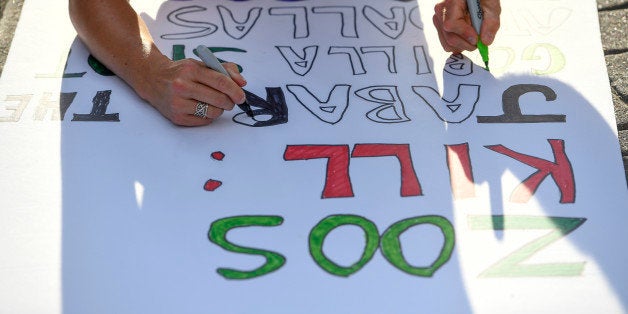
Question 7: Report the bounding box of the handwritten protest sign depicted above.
[1,0,627,312]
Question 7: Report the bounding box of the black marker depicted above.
[194,45,254,117]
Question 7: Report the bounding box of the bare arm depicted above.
[69,0,246,126]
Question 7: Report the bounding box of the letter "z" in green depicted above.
[468,215,586,278]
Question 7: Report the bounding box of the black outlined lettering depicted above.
[362,6,406,39]
[276,46,319,76]
[286,84,350,124]
[360,46,397,73]
[354,85,410,123]
[444,53,473,76]
[328,46,366,75]
[412,84,480,123]
[217,5,262,40]
[161,5,218,40]
[413,45,431,75]
[268,6,309,39]
[409,6,423,29]
[312,6,358,38]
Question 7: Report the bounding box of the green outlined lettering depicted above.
[381,215,455,277]
[522,43,566,75]
[208,215,286,280]
[309,215,380,277]
[468,215,586,277]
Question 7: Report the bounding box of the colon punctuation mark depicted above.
[283,143,421,198]
[204,151,225,192]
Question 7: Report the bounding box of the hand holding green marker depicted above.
[466,0,490,71]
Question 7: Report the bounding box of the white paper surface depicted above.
[1,0,627,313]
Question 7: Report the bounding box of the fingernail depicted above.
[468,36,477,45]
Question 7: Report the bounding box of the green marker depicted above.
[466,0,490,71]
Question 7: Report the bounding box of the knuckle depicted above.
[171,114,187,126]
[171,79,187,95]
[171,98,187,111]
[217,94,232,108]
[214,75,231,91]
[209,108,225,119]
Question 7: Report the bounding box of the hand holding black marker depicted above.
[194,45,254,117]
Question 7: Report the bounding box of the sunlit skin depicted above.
[433,0,501,53]
[68,0,500,126]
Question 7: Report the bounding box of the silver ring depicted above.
[194,101,209,118]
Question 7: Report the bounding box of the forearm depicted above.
[68,0,169,102]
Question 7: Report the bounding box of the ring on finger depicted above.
[194,101,209,118]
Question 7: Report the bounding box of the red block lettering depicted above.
[351,144,422,197]
[446,143,476,199]
[485,139,575,203]
[284,145,354,198]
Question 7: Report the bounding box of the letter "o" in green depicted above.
[309,215,380,277]
[381,215,455,277]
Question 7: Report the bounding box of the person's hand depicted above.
[141,58,247,126]
[433,0,501,53]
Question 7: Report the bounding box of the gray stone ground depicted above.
[0,0,627,182]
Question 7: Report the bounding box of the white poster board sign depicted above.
[1,0,627,313]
